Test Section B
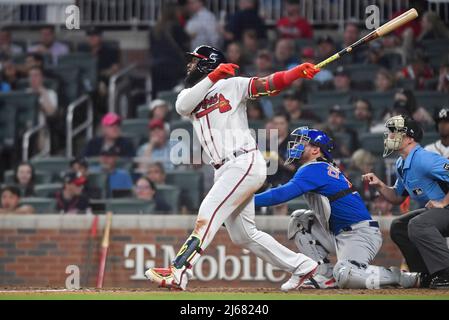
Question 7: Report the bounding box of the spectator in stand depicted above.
[265,112,297,187]
[299,47,333,85]
[137,119,176,172]
[26,66,60,151]
[417,11,449,42]
[0,28,23,61]
[0,186,34,214]
[148,99,172,123]
[2,60,20,90]
[339,21,366,64]
[253,49,274,77]
[437,62,449,93]
[223,0,266,43]
[425,107,449,158]
[149,3,190,96]
[394,88,433,125]
[247,100,266,121]
[146,162,167,185]
[69,158,102,199]
[185,0,221,50]
[316,35,337,63]
[13,162,36,197]
[281,90,320,122]
[0,73,11,93]
[276,0,313,39]
[84,27,120,83]
[346,149,379,202]
[28,26,69,65]
[225,42,249,75]
[82,113,135,158]
[241,29,259,64]
[99,146,134,198]
[364,41,393,69]
[375,68,395,92]
[134,177,171,213]
[273,38,297,70]
[55,171,90,214]
[396,51,434,90]
[371,192,395,217]
[319,105,359,158]
[332,66,352,93]
[353,98,381,133]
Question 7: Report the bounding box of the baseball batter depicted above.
[254,127,419,290]
[145,45,321,290]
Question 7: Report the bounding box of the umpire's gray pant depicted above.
[390,208,449,275]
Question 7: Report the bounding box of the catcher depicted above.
[255,126,420,290]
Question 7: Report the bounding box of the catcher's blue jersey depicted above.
[255,161,372,234]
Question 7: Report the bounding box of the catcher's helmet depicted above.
[186,45,226,74]
[286,127,334,164]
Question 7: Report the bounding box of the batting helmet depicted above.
[186,45,227,74]
[434,107,449,131]
[286,127,334,164]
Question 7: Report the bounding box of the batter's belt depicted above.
[211,147,258,170]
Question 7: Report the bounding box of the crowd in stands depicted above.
[1,0,449,217]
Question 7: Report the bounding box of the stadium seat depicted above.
[421,132,440,147]
[19,197,57,214]
[249,120,266,131]
[308,91,352,108]
[137,104,149,119]
[0,92,39,132]
[16,78,60,93]
[353,92,395,119]
[0,104,17,148]
[360,132,385,156]
[345,64,381,89]
[156,184,181,214]
[86,172,108,198]
[34,183,63,198]
[121,118,149,143]
[157,91,178,108]
[3,170,53,185]
[105,198,155,214]
[46,65,80,105]
[30,157,72,179]
[166,171,203,210]
[415,91,449,109]
[58,53,97,93]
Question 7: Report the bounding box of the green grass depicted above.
[1,292,449,300]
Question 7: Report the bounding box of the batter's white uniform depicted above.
[175,76,315,275]
[425,140,449,158]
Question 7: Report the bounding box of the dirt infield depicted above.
[1,287,449,299]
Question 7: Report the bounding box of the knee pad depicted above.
[288,209,314,239]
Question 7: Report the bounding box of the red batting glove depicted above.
[291,63,321,81]
[208,63,240,83]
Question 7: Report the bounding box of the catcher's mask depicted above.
[383,115,423,157]
[286,127,334,164]
[185,45,226,87]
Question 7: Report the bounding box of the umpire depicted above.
[362,115,449,289]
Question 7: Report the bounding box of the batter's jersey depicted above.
[177,77,257,163]
[425,140,449,158]
[255,160,372,235]
[393,145,449,207]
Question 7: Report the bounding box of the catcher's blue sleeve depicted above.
[254,181,303,207]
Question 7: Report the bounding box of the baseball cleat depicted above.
[391,267,420,288]
[280,265,318,292]
[301,274,338,289]
[145,267,187,290]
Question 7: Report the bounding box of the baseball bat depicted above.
[83,214,98,287]
[96,211,113,288]
[315,8,418,69]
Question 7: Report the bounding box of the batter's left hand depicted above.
[425,200,446,209]
[297,63,320,79]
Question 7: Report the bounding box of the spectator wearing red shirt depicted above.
[276,0,313,39]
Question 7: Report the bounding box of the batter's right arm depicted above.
[361,173,406,205]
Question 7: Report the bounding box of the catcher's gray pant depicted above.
[294,216,401,289]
